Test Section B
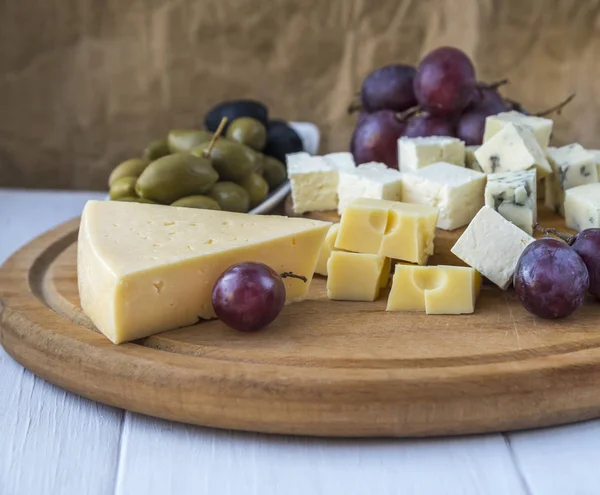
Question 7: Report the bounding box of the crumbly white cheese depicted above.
[451,206,535,290]
[483,111,553,150]
[401,162,486,230]
[475,123,552,178]
[465,145,484,172]
[337,162,403,214]
[485,169,537,234]
[564,183,600,232]
[398,136,465,173]
[544,144,598,216]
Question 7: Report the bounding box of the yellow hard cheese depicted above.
[78,200,330,344]
[314,223,340,276]
[386,264,481,314]
[326,251,390,301]
[334,198,439,265]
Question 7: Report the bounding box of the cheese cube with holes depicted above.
[386,265,482,314]
[288,154,355,213]
[401,162,486,230]
[451,206,535,290]
[465,145,484,172]
[483,111,553,150]
[314,223,341,276]
[326,251,389,301]
[398,136,465,173]
[484,169,537,234]
[544,144,598,216]
[336,162,402,214]
[78,200,331,344]
[565,183,600,231]
[335,198,439,265]
[475,123,552,178]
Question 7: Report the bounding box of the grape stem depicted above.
[535,93,576,117]
[204,117,228,156]
[487,78,509,90]
[280,272,308,283]
[533,223,576,244]
[347,94,362,115]
[395,105,421,122]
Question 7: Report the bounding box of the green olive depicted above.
[225,117,267,151]
[143,139,170,161]
[109,176,138,200]
[239,173,269,208]
[171,195,222,210]
[135,153,219,204]
[108,158,149,187]
[167,129,213,153]
[115,196,157,204]
[262,156,287,190]
[191,140,261,183]
[208,182,250,213]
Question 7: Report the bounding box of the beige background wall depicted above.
[0,0,598,189]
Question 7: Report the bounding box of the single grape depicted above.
[357,111,369,126]
[360,64,417,113]
[469,82,508,113]
[212,262,286,332]
[413,46,477,116]
[350,110,406,168]
[404,113,455,138]
[514,238,589,319]
[571,229,600,300]
[457,107,500,145]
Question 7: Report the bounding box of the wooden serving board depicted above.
[2,211,600,438]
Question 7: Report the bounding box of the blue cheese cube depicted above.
[337,163,403,214]
[475,123,552,178]
[544,144,598,216]
[585,149,600,182]
[465,145,484,172]
[483,111,553,150]
[398,136,465,173]
[565,183,600,231]
[451,206,535,290]
[401,162,486,230]
[485,170,537,234]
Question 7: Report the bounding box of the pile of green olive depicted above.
[108,100,303,212]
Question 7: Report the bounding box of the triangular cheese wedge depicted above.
[78,200,331,344]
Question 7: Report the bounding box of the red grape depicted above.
[212,262,286,331]
[404,113,455,138]
[350,110,406,168]
[469,82,508,113]
[514,238,589,319]
[413,47,477,116]
[571,229,600,300]
[360,64,417,113]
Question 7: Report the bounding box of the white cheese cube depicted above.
[288,156,338,214]
[485,170,537,234]
[475,123,552,178]
[398,136,465,173]
[483,111,553,150]
[337,162,403,214]
[544,144,598,216]
[286,151,310,169]
[401,162,486,230]
[587,149,600,180]
[465,145,484,172]
[451,206,535,290]
[565,183,600,231]
[324,152,356,171]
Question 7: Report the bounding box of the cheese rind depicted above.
[564,183,600,231]
[386,265,481,314]
[336,162,402,214]
[484,169,537,234]
[450,206,535,290]
[475,123,552,178]
[401,162,487,230]
[314,223,341,276]
[483,111,553,150]
[398,136,465,173]
[326,251,388,301]
[78,201,330,344]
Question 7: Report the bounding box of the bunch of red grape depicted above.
[514,229,600,319]
[351,46,516,169]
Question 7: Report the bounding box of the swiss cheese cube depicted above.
[564,183,600,231]
[450,206,534,290]
[483,111,553,150]
[335,198,439,265]
[398,136,465,173]
[326,251,389,301]
[475,123,552,178]
[401,162,487,230]
[386,265,481,314]
[314,223,341,276]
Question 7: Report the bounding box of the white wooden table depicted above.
[1,188,599,495]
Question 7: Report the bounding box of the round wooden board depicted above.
[2,213,600,438]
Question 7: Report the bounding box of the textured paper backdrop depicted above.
[0,0,599,189]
